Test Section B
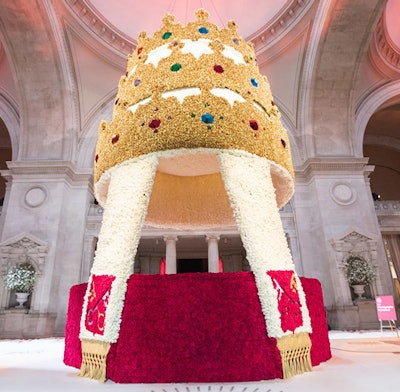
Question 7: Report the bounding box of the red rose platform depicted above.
[64,272,331,383]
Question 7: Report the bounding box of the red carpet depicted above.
[64,272,331,383]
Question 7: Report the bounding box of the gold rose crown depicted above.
[94,9,294,229]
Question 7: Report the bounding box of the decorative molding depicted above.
[0,89,20,160]
[0,40,4,63]
[330,230,378,282]
[24,186,48,208]
[330,229,377,261]
[64,0,135,55]
[330,181,357,206]
[331,227,377,244]
[0,161,93,187]
[250,0,314,53]
[295,157,373,182]
[374,200,400,215]
[297,0,331,159]
[376,214,400,233]
[43,0,80,160]
[206,234,220,242]
[0,233,49,275]
[372,16,400,74]
[64,0,312,57]
[0,233,48,251]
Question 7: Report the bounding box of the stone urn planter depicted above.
[4,263,36,309]
[342,255,376,302]
[351,284,366,301]
[15,292,30,308]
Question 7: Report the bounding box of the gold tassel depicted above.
[276,332,312,379]
[79,339,111,382]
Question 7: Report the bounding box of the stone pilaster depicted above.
[294,158,394,329]
[0,161,93,336]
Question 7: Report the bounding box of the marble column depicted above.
[206,235,220,273]
[164,236,178,274]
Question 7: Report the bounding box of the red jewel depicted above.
[95,154,99,162]
[249,120,258,130]
[214,65,224,73]
[137,47,143,55]
[149,119,161,128]
[111,134,120,144]
[271,100,275,106]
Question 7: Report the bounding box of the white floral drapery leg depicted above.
[79,157,157,381]
[217,151,312,378]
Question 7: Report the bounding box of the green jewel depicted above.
[170,63,182,72]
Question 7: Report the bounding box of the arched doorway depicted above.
[0,117,12,204]
[363,102,400,200]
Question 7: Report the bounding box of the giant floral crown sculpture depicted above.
[94,9,294,227]
[80,10,312,382]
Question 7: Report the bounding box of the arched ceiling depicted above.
[385,0,400,51]
[88,0,287,39]
[0,0,399,200]
[66,0,315,56]
[75,0,400,200]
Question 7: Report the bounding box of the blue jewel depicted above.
[251,78,258,87]
[201,113,214,124]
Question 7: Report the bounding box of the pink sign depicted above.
[376,296,397,321]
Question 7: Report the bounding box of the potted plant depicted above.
[4,263,36,308]
[342,255,376,300]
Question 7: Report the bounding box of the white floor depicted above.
[1,330,400,392]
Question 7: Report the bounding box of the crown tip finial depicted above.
[195,9,209,22]
[162,13,176,26]
[228,20,238,31]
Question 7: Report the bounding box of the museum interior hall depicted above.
[0,0,399,344]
